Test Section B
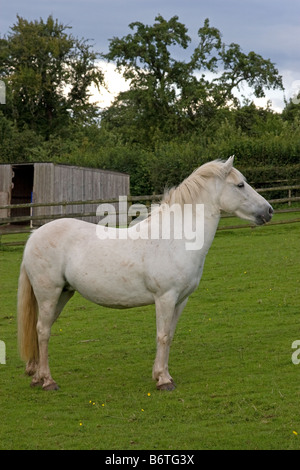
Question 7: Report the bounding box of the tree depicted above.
[0,15,104,139]
[102,15,283,143]
[102,15,191,140]
[282,97,300,123]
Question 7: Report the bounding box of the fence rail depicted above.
[1,183,300,246]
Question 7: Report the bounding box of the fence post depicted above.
[0,340,6,364]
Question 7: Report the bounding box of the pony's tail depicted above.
[18,263,39,363]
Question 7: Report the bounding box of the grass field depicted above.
[0,218,300,450]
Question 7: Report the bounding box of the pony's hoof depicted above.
[156,381,176,391]
[43,382,59,391]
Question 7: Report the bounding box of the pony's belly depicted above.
[80,290,155,309]
[72,277,155,309]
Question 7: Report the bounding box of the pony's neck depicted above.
[195,177,222,219]
[192,179,222,254]
[166,173,223,218]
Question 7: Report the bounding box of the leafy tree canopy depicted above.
[0,15,104,139]
[102,15,283,141]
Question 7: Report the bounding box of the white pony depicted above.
[18,157,273,391]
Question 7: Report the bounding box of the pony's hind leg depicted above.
[31,306,58,390]
[26,359,38,376]
[31,289,74,391]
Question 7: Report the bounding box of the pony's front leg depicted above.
[153,294,179,391]
[153,297,188,391]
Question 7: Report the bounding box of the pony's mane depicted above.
[161,159,241,206]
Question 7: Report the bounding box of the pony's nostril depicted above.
[269,206,274,215]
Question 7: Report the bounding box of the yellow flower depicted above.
[147,393,151,397]
[141,409,144,412]
[79,422,83,426]
[293,430,298,436]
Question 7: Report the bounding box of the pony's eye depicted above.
[237,182,245,188]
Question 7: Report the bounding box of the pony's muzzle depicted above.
[256,204,273,225]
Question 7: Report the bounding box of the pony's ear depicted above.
[223,155,234,175]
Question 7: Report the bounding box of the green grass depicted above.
[0,219,300,449]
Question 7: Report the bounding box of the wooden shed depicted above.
[0,162,130,225]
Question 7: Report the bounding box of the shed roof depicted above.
[0,162,129,177]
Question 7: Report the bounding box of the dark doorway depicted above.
[11,164,34,224]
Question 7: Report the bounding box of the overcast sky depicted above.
[1,0,300,111]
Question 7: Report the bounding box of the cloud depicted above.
[89,61,129,108]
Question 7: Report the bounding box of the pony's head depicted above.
[219,156,273,225]
[162,156,273,225]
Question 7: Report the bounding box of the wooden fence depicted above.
[1,184,300,246]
